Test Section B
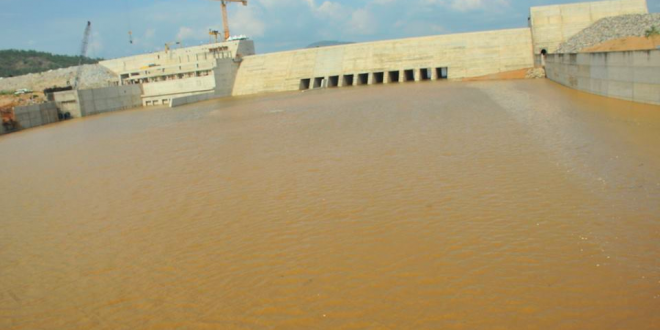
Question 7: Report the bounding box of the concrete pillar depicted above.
[414,69,422,82]
[431,68,438,81]
[324,77,329,88]
[367,73,374,85]
[399,70,406,83]
[384,72,391,84]
[338,75,345,87]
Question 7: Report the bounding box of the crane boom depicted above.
[211,0,247,42]
[73,21,92,90]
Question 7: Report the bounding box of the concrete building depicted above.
[100,40,254,106]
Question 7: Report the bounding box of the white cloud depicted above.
[176,26,196,41]
[231,6,266,37]
[348,8,378,35]
[422,0,510,12]
[145,28,156,39]
[371,0,397,5]
[316,1,349,20]
[450,0,487,11]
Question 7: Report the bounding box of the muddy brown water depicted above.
[1,80,659,329]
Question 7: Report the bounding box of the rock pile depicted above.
[556,14,660,53]
[0,64,118,93]
[526,67,546,79]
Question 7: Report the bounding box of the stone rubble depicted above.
[526,67,546,79]
[557,13,660,53]
[0,64,118,93]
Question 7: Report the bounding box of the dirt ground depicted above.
[463,68,534,82]
[581,36,660,53]
[0,92,47,108]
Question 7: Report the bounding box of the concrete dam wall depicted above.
[230,0,647,97]
[545,50,660,105]
[232,28,534,96]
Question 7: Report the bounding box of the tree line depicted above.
[0,49,103,78]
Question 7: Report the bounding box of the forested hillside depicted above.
[0,49,102,78]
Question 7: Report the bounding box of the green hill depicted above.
[306,41,355,48]
[0,49,103,78]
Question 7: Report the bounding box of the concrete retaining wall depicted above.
[545,50,660,105]
[53,90,81,118]
[54,85,143,118]
[12,102,59,130]
[232,28,534,96]
[170,92,221,108]
[78,85,143,116]
[530,0,647,54]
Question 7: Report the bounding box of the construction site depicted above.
[0,0,659,135]
[2,1,660,329]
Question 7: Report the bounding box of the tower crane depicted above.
[209,0,247,42]
[165,41,181,53]
[209,29,221,43]
[72,21,92,90]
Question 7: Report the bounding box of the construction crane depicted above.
[209,0,247,42]
[209,29,221,43]
[72,21,92,90]
[165,41,181,53]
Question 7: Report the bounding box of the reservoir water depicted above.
[1,80,659,329]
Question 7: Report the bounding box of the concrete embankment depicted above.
[1,102,59,135]
[54,85,143,118]
[545,50,660,105]
[170,92,220,108]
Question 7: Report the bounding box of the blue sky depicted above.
[0,0,658,59]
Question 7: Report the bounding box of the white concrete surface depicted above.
[100,40,254,74]
[12,102,59,130]
[54,85,143,118]
[232,28,535,96]
[545,50,660,105]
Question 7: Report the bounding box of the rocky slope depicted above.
[0,64,117,93]
[557,14,660,53]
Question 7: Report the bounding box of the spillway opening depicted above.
[313,77,324,89]
[436,67,448,79]
[373,72,384,84]
[404,69,415,82]
[300,78,311,90]
[388,71,400,83]
[328,76,339,88]
[343,74,354,87]
[420,68,431,81]
[357,73,369,86]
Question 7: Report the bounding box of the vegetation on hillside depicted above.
[646,26,659,38]
[306,41,355,48]
[0,49,103,78]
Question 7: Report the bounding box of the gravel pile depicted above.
[0,64,118,93]
[557,14,660,53]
